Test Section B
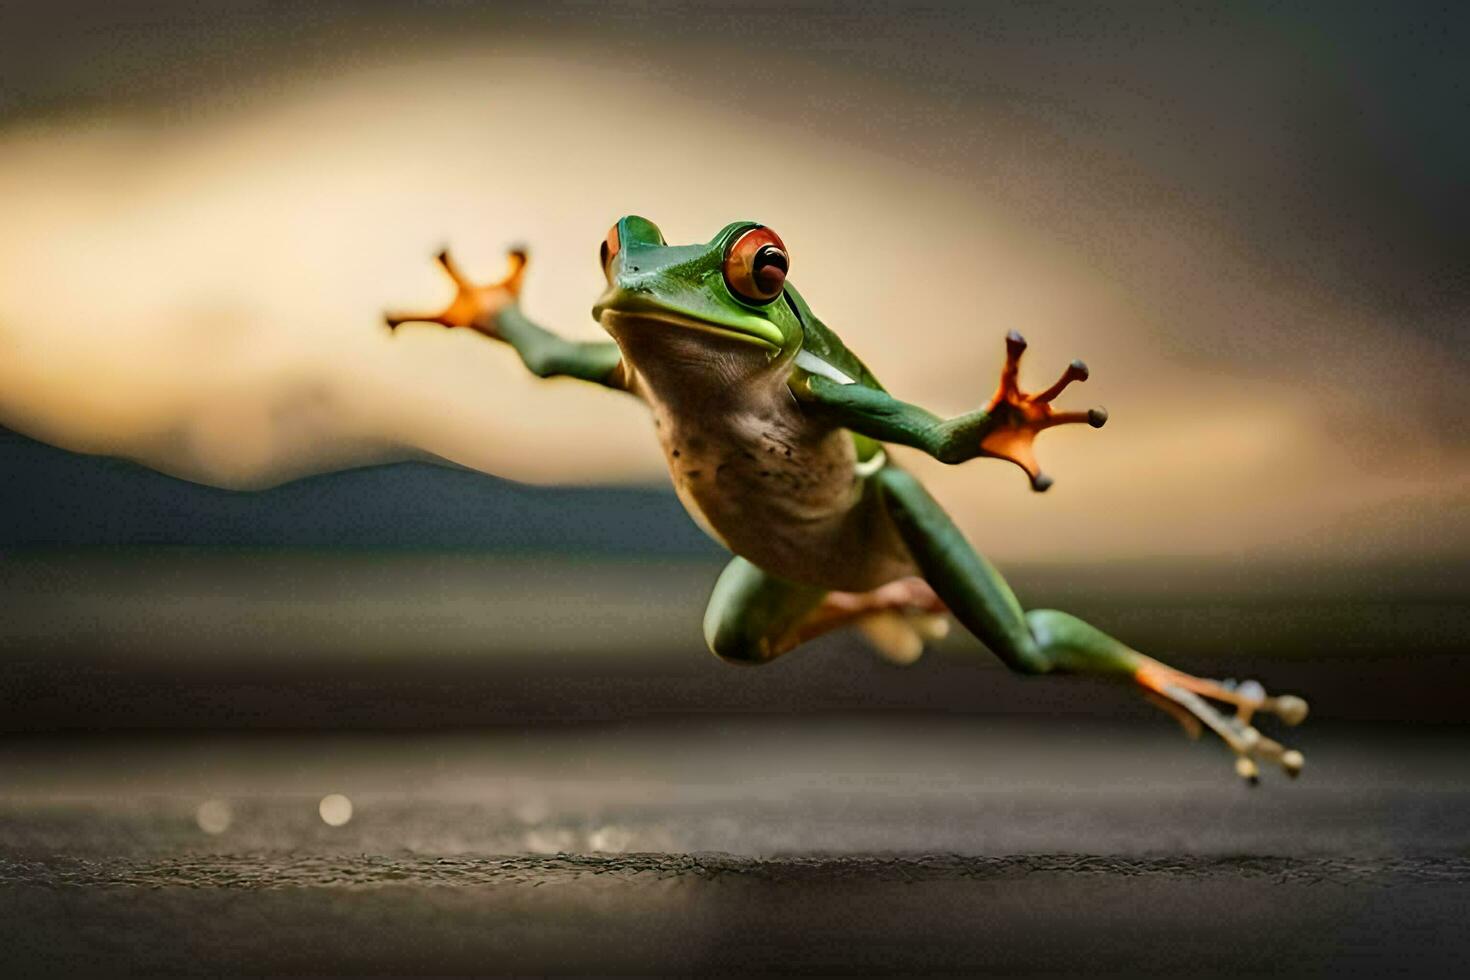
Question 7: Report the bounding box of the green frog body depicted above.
[385,216,1310,783]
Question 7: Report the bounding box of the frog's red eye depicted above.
[723,226,788,305]
[599,223,621,280]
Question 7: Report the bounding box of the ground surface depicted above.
[1,717,1467,975]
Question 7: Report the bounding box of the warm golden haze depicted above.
[0,49,1462,564]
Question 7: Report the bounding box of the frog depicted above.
[384,215,1308,783]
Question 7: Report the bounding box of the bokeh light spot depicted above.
[318,793,354,827]
[588,825,632,853]
[195,799,233,835]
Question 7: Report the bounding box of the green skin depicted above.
[392,215,1309,781]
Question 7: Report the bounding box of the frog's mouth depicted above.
[600,309,781,352]
[595,290,783,351]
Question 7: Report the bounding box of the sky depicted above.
[0,1,1465,565]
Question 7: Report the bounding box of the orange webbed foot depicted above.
[980,330,1108,492]
[384,246,528,336]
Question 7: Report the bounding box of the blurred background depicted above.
[2,3,1468,972]
[0,0,1464,727]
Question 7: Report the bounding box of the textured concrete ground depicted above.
[1,718,1467,975]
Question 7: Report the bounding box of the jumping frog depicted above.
[385,216,1309,783]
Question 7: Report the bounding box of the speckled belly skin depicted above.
[606,317,916,593]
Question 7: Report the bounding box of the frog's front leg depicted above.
[384,246,630,391]
[795,331,1106,491]
[873,465,1308,783]
[703,558,949,666]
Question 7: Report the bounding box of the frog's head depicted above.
[592,216,803,360]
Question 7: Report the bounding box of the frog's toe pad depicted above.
[981,334,1107,490]
[1136,663,1308,784]
[857,611,926,666]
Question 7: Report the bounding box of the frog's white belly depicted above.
[604,312,916,592]
[653,389,915,593]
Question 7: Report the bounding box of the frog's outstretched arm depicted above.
[385,248,630,391]
[794,331,1105,491]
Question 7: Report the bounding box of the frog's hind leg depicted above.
[703,558,948,666]
[817,578,950,665]
[872,465,1309,783]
